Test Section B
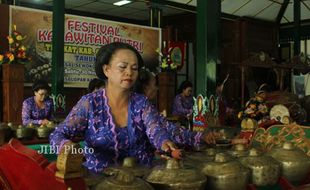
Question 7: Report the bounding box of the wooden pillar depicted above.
[196,0,220,97]
[0,4,9,53]
[0,4,11,122]
[158,72,176,115]
[51,0,65,112]
[293,0,300,56]
[149,3,162,28]
[149,2,176,115]
[2,64,24,124]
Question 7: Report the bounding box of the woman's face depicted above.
[104,49,139,90]
[183,87,192,97]
[144,75,158,100]
[34,89,48,102]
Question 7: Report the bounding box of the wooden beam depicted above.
[276,0,289,24]
[151,0,196,13]
[301,0,310,12]
[151,0,240,20]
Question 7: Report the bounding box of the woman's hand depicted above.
[161,140,182,159]
[41,119,50,125]
[161,140,177,152]
[202,131,222,144]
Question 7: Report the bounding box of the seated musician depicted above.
[22,79,54,126]
[172,80,194,118]
[50,42,220,174]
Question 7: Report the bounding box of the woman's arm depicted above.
[160,117,203,148]
[49,96,90,153]
[142,100,171,150]
[141,99,218,151]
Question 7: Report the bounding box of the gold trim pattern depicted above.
[250,124,310,156]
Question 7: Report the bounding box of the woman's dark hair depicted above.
[95,42,144,80]
[88,78,105,92]
[32,79,50,92]
[177,80,193,94]
[133,69,155,94]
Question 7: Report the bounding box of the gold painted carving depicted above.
[250,124,310,156]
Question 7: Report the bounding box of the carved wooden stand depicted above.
[158,71,176,115]
[2,64,24,124]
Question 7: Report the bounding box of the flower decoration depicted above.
[156,47,178,71]
[0,25,30,65]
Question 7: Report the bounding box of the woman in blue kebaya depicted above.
[172,80,194,117]
[22,79,54,126]
[50,42,218,174]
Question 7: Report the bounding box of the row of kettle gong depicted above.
[186,142,310,188]
[92,142,310,190]
[0,122,55,141]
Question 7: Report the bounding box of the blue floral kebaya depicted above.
[50,89,203,173]
[172,94,194,116]
[22,96,54,125]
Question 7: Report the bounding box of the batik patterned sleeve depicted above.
[173,95,191,116]
[160,116,203,148]
[22,99,41,125]
[142,100,170,150]
[49,96,90,153]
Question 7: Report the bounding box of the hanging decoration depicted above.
[156,41,186,72]
[51,94,66,113]
[192,94,219,132]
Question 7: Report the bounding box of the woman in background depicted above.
[22,79,54,126]
[88,78,105,93]
[133,68,158,100]
[172,80,194,117]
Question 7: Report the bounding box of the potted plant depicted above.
[0,24,31,80]
[156,47,178,72]
[0,25,30,123]
[0,25,30,65]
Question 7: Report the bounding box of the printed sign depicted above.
[11,6,161,87]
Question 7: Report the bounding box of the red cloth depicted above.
[0,139,86,190]
[258,119,280,129]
